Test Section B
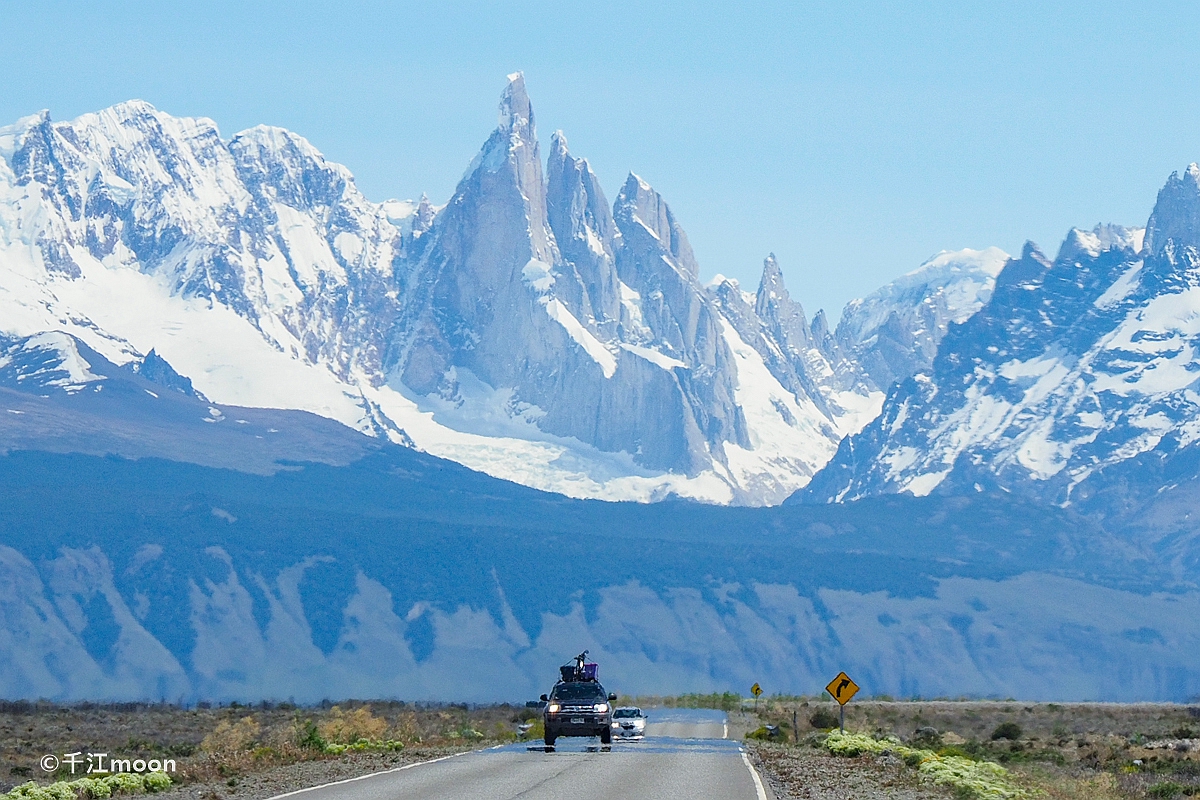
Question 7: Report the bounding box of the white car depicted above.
[611,707,647,739]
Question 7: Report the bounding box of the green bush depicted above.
[1147,782,1188,799]
[809,709,840,730]
[746,725,786,742]
[667,692,742,711]
[104,775,144,794]
[140,774,171,793]
[296,718,327,751]
[73,779,111,799]
[823,731,1028,799]
[0,773,173,800]
[323,738,405,755]
[43,784,74,800]
[990,723,1022,741]
[911,727,943,749]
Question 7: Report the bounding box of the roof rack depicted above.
[558,650,599,683]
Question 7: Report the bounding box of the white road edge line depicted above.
[266,750,475,800]
[741,750,768,800]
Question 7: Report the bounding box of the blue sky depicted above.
[5,1,1200,318]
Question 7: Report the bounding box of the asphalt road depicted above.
[272,709,769,800]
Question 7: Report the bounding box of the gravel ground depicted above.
[148,746,479,800]
[747,742,955,800]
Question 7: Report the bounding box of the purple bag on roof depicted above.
[582,663,598,681]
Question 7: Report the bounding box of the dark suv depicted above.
[541,680,616,747]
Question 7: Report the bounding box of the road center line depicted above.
[265,750,474,800]
[741,750,768,800]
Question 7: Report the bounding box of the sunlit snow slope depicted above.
[0,77,1006,505]
[0,86,794,503]
[800,201,1200,512]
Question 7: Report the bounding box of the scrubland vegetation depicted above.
[3,697,1198,799]
[0,701,540,800]
[742,696,1200,799]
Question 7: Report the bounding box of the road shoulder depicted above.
[149,746,483,800]
[746,741,955,799]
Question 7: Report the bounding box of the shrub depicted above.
[911,726,943,749]
[0,773,173,800]
[104,775,145,793]
[43,783,74,800]
[202,716,261,754]
[918,755,1023,799]
[746,725,786,742]
[140,775,171,794]
[809,709,840,730]
[318,706,388,745]
[825,732,887,757]
[823,731,1028,799]
[1147,782,1187,799]
[295,718,327,750]
[75,779,111,800]
[667,692,742,711]
[990,723,1022,741]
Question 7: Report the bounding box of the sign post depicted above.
[751,682,762,714]
[824,671,859,733]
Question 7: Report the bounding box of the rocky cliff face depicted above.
[0,446,1193,703]
[833,247,1010,394]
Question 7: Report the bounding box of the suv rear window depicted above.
[551,683,606,701]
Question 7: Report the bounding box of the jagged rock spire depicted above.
[498,72,533,135]
[755,253,806,322]
[545,130,620,327]
[413,193,435,236]
[1144,163,1200,257]
[614,173,698,278]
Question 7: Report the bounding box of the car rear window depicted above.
[613,709,641,718]
[551,683,606,701]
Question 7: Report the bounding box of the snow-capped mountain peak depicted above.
[800,162,1200,514]
[498,72,533,133]
[1057,223,1145,262]
[0,77,1008,506]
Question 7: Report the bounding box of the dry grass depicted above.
[749,740,955,799]
[749,697,1199,742]
[0,701,540,795]
[1011,765,1126,800]
[743,699,1200,800]
[315,707,386,746]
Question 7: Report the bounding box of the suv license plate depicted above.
[571,717,584,724]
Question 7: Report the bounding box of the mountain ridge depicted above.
[796,167,1200,529]
[1,75,995,505]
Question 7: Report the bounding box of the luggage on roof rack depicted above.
[558,650,598,682]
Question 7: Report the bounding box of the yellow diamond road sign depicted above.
[751,683,762,697]
[826,672,859,706]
